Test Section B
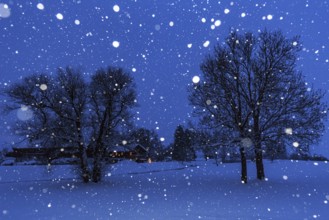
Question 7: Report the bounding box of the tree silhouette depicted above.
[4,66,137,183]
[172,125,196,161]
[189,29,328,182]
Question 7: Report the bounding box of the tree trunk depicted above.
[92,109,108,183]
[76,121,90,183]
[240,147,247,183]
[92,143,102,183]
[78,143,90,183]
[255,144,265,180]
[253,115,265,180]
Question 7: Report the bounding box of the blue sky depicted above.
[1,0,329,156]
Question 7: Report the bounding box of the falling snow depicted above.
[224,9,230,14]
[192,76,200,84]
[203,40,210,47]
[0,3,10,18]
[39,84,47,91]
[56,13,64,20]
[36,3,44,10]
[0,0,329,218]
[113,5,120,13]
[214,20,221,27]
[112,41,120,48]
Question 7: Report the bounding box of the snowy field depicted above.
[1,160,329,220]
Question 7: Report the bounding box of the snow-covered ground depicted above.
[1,159,329,219]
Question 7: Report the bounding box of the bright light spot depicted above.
[40,84,47,91]
[267,14,273,20]
[155,24,161,31]
[2,210,8,215]
[37,3,44,10]
[169,21,174,26]
[192,76,200,84]
[314,162,319,166]
[17,105,33,121]
[122,140,127,145]
[241,138,252,148]
[293,142,299,148]
[214,20,221,27]
[56,13,64,20]
[203,40,210,47]
[0,3,11,18]
[138,193,142,198]
[112,41,120,48]
[210,25,215,30]
[267,208,271,212]
[293,41,298,46]
[160,137,165,142]
[47,203,51,208]
[285,128,293,135]
[283,175,288,180]
[74,19,80,25]
[201,18,206,23]
[241,12,246,17]
[132,68,137,72]
[187,43,192,48]
[224,9,230,14]
[206,100,212,105]
[315,50,319,54]
[113,5,120,12]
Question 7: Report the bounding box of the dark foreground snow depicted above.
[1,160,329,219]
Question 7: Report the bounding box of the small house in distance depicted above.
[107,144,149,163]
[5,147,80,164]
[4,144,150,165]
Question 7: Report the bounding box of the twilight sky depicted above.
[0,0,329,155]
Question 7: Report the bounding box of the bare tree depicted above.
[89,67,137,182]
[4,68,90,182]
[53,67,90,182]
[189,29,327,182]
[3,66,137,183]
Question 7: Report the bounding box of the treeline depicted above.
[2,29,328,183]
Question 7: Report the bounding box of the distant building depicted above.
[5,144,149,164]
[106,144,149,163]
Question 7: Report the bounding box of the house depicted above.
[5,147,80,163]
[5,144,149,165]
[6,147,52,163]
[107,144,149,163]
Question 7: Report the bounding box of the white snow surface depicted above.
[1,160,329,219]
